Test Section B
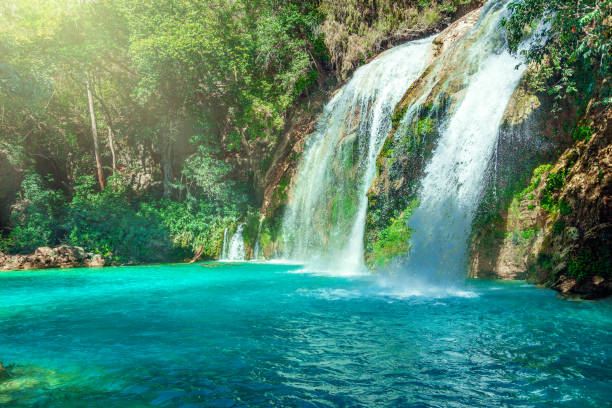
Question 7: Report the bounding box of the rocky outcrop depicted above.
[469,104,611,299]
[0,245,106,271]
[431,8,482,58]
[529,107,612,298]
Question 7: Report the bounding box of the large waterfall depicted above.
[395,0,528,284]
[280,37,434,273]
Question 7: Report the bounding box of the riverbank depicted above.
[0,246,105,271]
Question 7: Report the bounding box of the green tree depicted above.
[503,0,611,109]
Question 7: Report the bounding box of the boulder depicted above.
[0,246,107,271]
[84,254,106,267]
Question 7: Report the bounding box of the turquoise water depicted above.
[0,263,611,407]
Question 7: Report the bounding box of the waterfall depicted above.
[221,227,230,260]
[397,0,529,284]
[253,220,263,260]
[221,224,246,261]
[280,36,434,273]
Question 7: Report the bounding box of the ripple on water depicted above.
[0,263,610,408]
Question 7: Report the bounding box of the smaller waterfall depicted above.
[221,227,230,260]
[221,224,246,261]
[253,221,263,260]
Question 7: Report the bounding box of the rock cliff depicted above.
[469,105,611,298]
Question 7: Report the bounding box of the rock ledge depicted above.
[0,245,106,271]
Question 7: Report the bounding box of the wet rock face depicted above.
[530,108,612,299]
[469,103,611,299]
[0,245,107,271]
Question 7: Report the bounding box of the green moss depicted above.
[541,169,569,212]
[273,177,291,203]
[567,248,611,281]
[242,211,261,250]
[369,199,418,268]
[521,228,538,240]
[552,219,565,234]
[517,164,552,200]
[391,105,408,130]
[559,199,571,216]
[572,124,593,142]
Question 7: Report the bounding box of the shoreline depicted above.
[1,254,609,300]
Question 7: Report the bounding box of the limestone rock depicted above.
[432,8,482,59]
[0,246,108,271]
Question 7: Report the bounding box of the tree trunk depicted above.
[162,138,173,199]
[86,74,104,190]
[107,126,117,173]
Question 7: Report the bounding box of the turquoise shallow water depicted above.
[0,263,611,407]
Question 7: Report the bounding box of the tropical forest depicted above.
[0,0,610,406]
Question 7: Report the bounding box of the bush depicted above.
[7,171,65,253]
[5,171,249,263]
[64,175,175,263]
[540,170,568,211]
[503,0,611,110]
[370,200,418,268]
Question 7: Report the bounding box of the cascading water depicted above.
[393,0,530,285]
[253,221,263,261]
[221,224,246,261]
[280,37,434,273]
[221,227,230,260]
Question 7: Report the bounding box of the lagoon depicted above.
[1,263,611,407]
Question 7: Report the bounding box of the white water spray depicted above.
[280,37,434,273]
[399,0,529,284]
[221,224,246,261]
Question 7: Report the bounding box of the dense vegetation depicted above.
[321,0,481,79]
[0,0,326,259]
[503,0,611,110]
[0,0,479,261]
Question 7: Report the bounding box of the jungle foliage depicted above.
[0,0,325,258]
[503,0,611,110]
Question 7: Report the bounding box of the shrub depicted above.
[64,175,175,263]
[7,171,65,253]
[503,0,611,110]
[370,200,418,268]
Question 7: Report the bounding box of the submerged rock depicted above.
[0,246,107,271]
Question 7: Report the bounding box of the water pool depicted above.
[1,263,611,407]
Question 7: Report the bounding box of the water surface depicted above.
[1,263,611,407]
